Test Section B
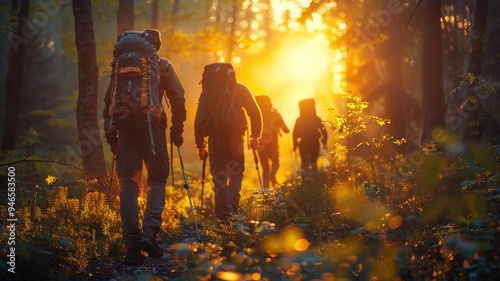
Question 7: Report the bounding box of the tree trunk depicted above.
[1,0,30,152]
[466,0,489,141]
[468,0,488,76]
[420,0,445,143]
[151,0,159,29]
[381,18,407,152]
[72,0,108,186]
[117,0,134,35]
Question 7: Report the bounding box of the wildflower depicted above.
[45,175,57,185]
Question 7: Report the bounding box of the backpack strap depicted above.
[140,55,149,108]
[145,108,156,155]
[108,57,120,130]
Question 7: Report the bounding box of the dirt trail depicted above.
[70,224,200,281]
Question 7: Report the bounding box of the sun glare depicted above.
[247,33,334,129]
[239,2,346,183]
[281,36,330,82]
[271,0,314,29]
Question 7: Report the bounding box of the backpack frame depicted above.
[108,30,163,155]
[196,62,246,137]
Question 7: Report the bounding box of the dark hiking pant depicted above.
[116,125,168,250]
[298,139,320,171]
[208,133,245,220]
[258,146,279,187]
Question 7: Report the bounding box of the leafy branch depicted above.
[324,91,406,177]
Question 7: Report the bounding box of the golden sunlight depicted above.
[281,36,329,82]
[247,33,333,128]
[216,271,243,281]
[239,3,347,182]
[271,0,313,30]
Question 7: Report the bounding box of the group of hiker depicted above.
[102,29,328,265]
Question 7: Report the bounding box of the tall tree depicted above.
[420,0,445,143]
[1,0,30,152]
[117,0,134,35]
[72,0,108,184]
[466,0,489,141]
[468,0,488,77]
[379,20,408,151]
[151,0,159,29]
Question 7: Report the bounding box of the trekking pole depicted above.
[288,134,298,178]
[251,148,265,193]
[108,154,116,206]
[176,146,203,245]
[200,156,207,218]
[170,139,174,187]
[109,154,116,186]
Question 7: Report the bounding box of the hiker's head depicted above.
[299,98,316,117]
[144,29,162,51]
[255,95,272,111]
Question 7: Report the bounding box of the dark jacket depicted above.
[194,83,262,149]
[293,115,327,150]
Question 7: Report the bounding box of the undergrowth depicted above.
[1,88,500,280]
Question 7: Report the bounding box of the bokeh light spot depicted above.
[294,238,309,251]
[389,215,403,229]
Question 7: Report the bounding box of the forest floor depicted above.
[69,223,200,281]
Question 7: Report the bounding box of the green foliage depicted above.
[324,91,406,177]
[0,184,121,280]
[450,73,500,140]
[165,88,500,280]
[0,160,189,279]
[0,5,17,32]
[18,127,47,151]
[325,91,405,149]
[2,89,500,280]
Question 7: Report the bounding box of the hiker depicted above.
[292,98,328,174]
[254,95,290,188]
[194,62,262,222]
[103,29,186,265]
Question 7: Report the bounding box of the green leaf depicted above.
[421,197,447,223]
[469,145,496,171]
[465,193,487,220]
[419,156,446,193]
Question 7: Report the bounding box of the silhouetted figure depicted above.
[255,95,290,188]
[103,29,186,266]
[292,98,327,174]
[194,63,262,222]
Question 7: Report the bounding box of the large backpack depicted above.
[295,98,323,141]
[255,95,272,112]
[195,62,247,137]
[107,30,163,154]
[299,98,317,118]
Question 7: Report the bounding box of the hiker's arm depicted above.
[277,112,290,134]
[161,59,186,135]
[194,96,206,150]
[319,118,328,146]
[103,82,117,149]
[239,84,262,139]
[292,119,299,151]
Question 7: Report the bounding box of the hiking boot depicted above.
[123,248,145,266]
[270,177,280,187]
[141,229,164,258]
